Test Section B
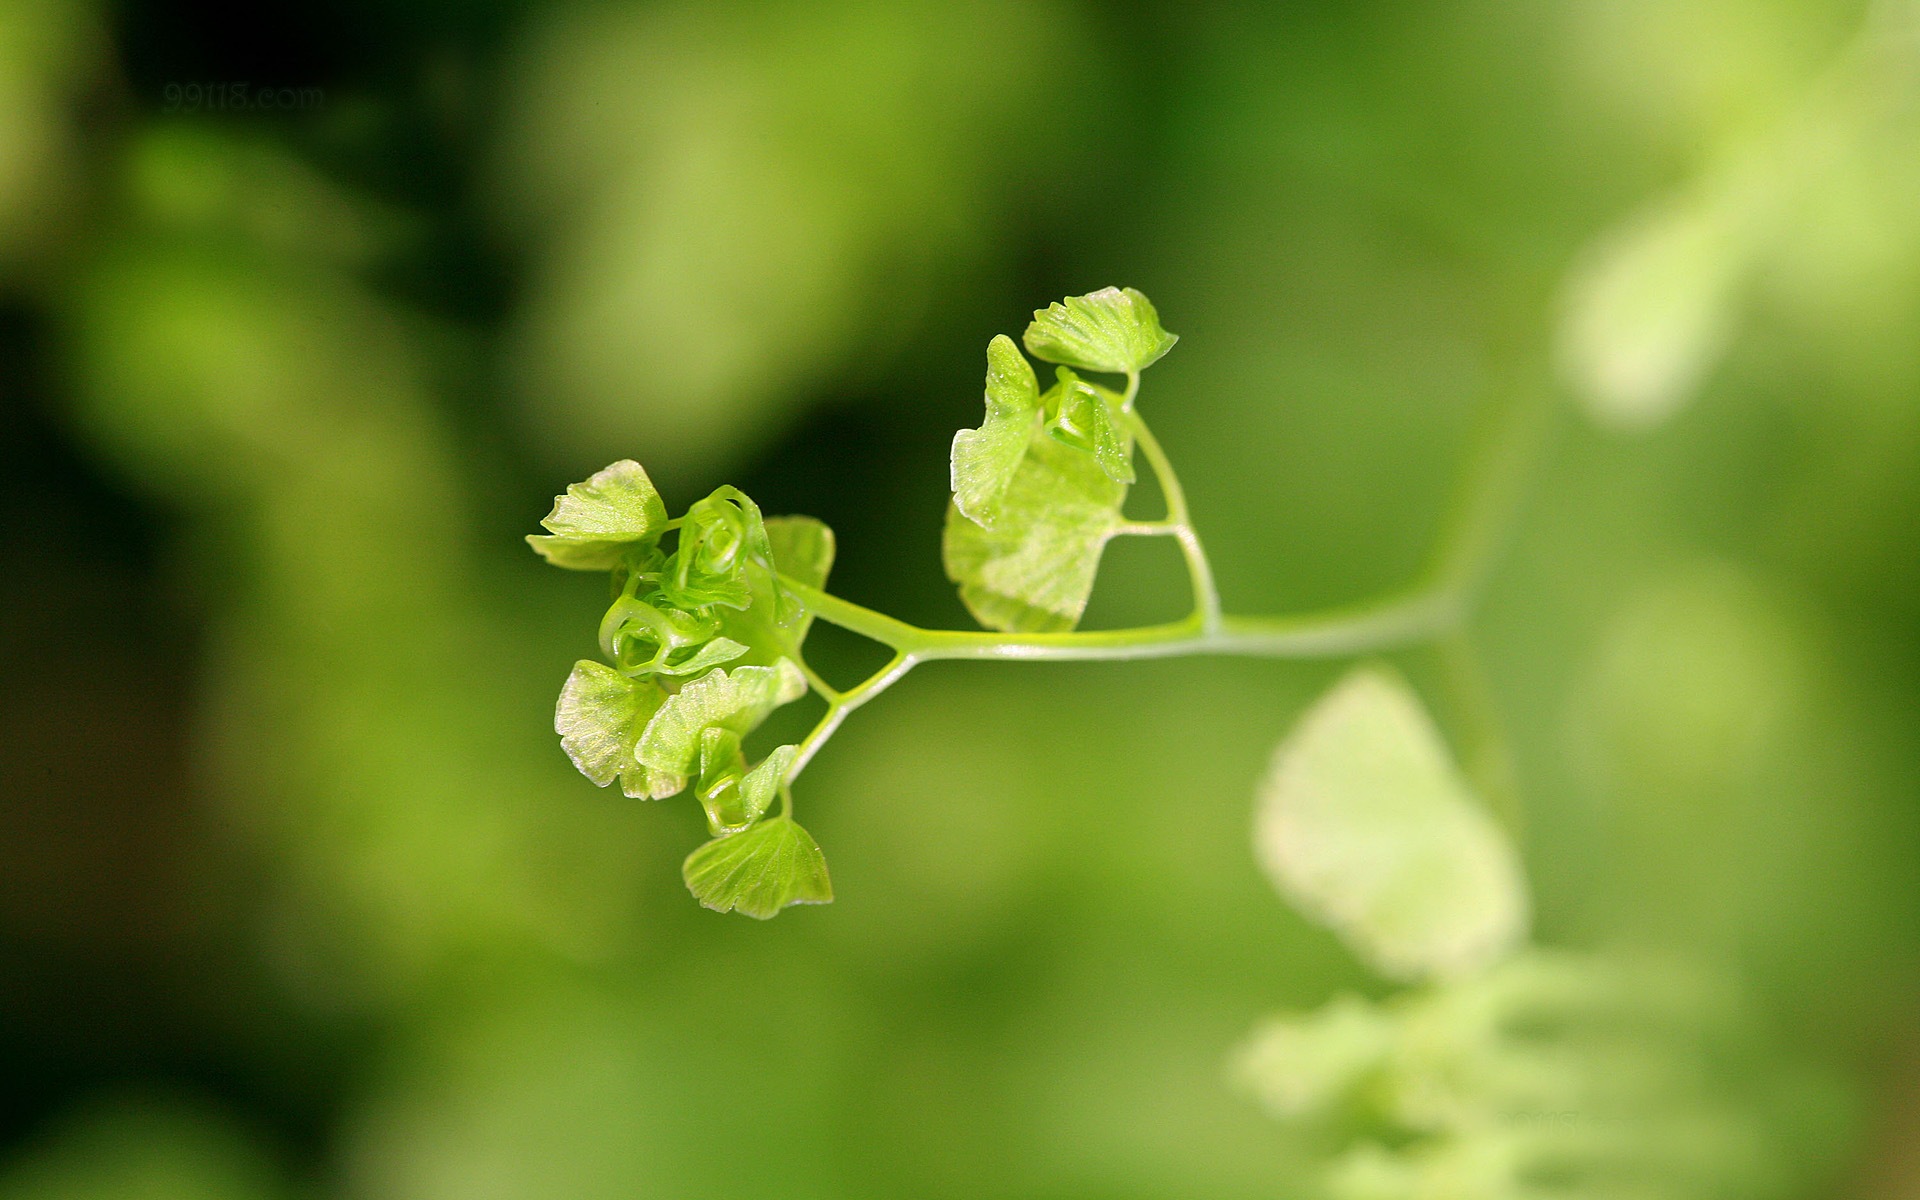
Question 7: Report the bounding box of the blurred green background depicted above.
[2,0,1918,1196]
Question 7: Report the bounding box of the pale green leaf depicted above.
[1046,369,1134,484]
[765,515,835,590]
[682,816,832,919]
[652,636,750,677]
[657,485,771,611]
[527,459,670,570]
[942,428,1128,632]
[734,745,796,832]
[1254,666,1529,981]
[553,660,680,799]
[950,334,1041,526]
[763,514,835,647]
[694,733,795,833]
[719,515,835,665]
[1023,286,1177,375]
[635,660,807,782]
[1557,193,1749,431]
[1230,995,1394,1122]
[695,727,748,832]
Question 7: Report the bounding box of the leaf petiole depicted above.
[1125,407,1222,634]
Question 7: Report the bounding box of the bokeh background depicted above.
[3,0,1919,1196]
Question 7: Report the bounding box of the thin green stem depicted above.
[781,579,1455,663]
[790,652,844,703]
[771,362,1548,787]
[1112,519,1180,537]
[1128,408,1223,633]
[776,366,1545,663]
[786,651,915,782]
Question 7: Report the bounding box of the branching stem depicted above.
[1125,395,1223,634]
[785,651,915,787]
[776,368,1547,789]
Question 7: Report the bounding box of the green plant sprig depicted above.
[531,287,1540,918]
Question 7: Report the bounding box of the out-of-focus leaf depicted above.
[127,125,412,267]
[1557,193,1751,431]
[635,660,806,784]
[950,333,1041,526]
[1230,995,1393,1122]
[1233,953,1851,1200]
[682,816,831,918]
[942,429,1128,633]
[67,124,669,998]
[527,459,669,569]
[1023,286,1178,375]
[1254,665,1528,982]
[554,660,679,799]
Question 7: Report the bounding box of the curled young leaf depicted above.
[698,741,796,835]
[1254,665,1529,982]
[659,485,776,611]
[653,636,751,677]
[553,659,680,799]
[943,428,1128,633]
[696,726,750,830]
[683,816,832,919]
[635,659,808,784]
[1045,367,1134,484]
[527,459,670,570]
[950,334,1041,527]
[1023,286,1178,375]
[598,593,730,676]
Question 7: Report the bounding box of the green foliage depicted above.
[35,9,1916,1194]
[1253,665,1529,981]
[533,291,1536,944]
[949,333,1040,526]
[659,485,774,611]
[1022,285,1178,374]
[635,660,806,784]
[539,288,1200,911]
[533,460,822,914]
[554,660,675,800]
[719,514,835,668]
[1045,367,1134,484]
[940,288,1174,633]
[526,459,669,569]
[696,741,794,835]
[682,816,833,919]
[1231,953,1851,1200]
[942,429,1130,633]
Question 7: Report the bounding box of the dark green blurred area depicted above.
[2,0,1918,1196]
